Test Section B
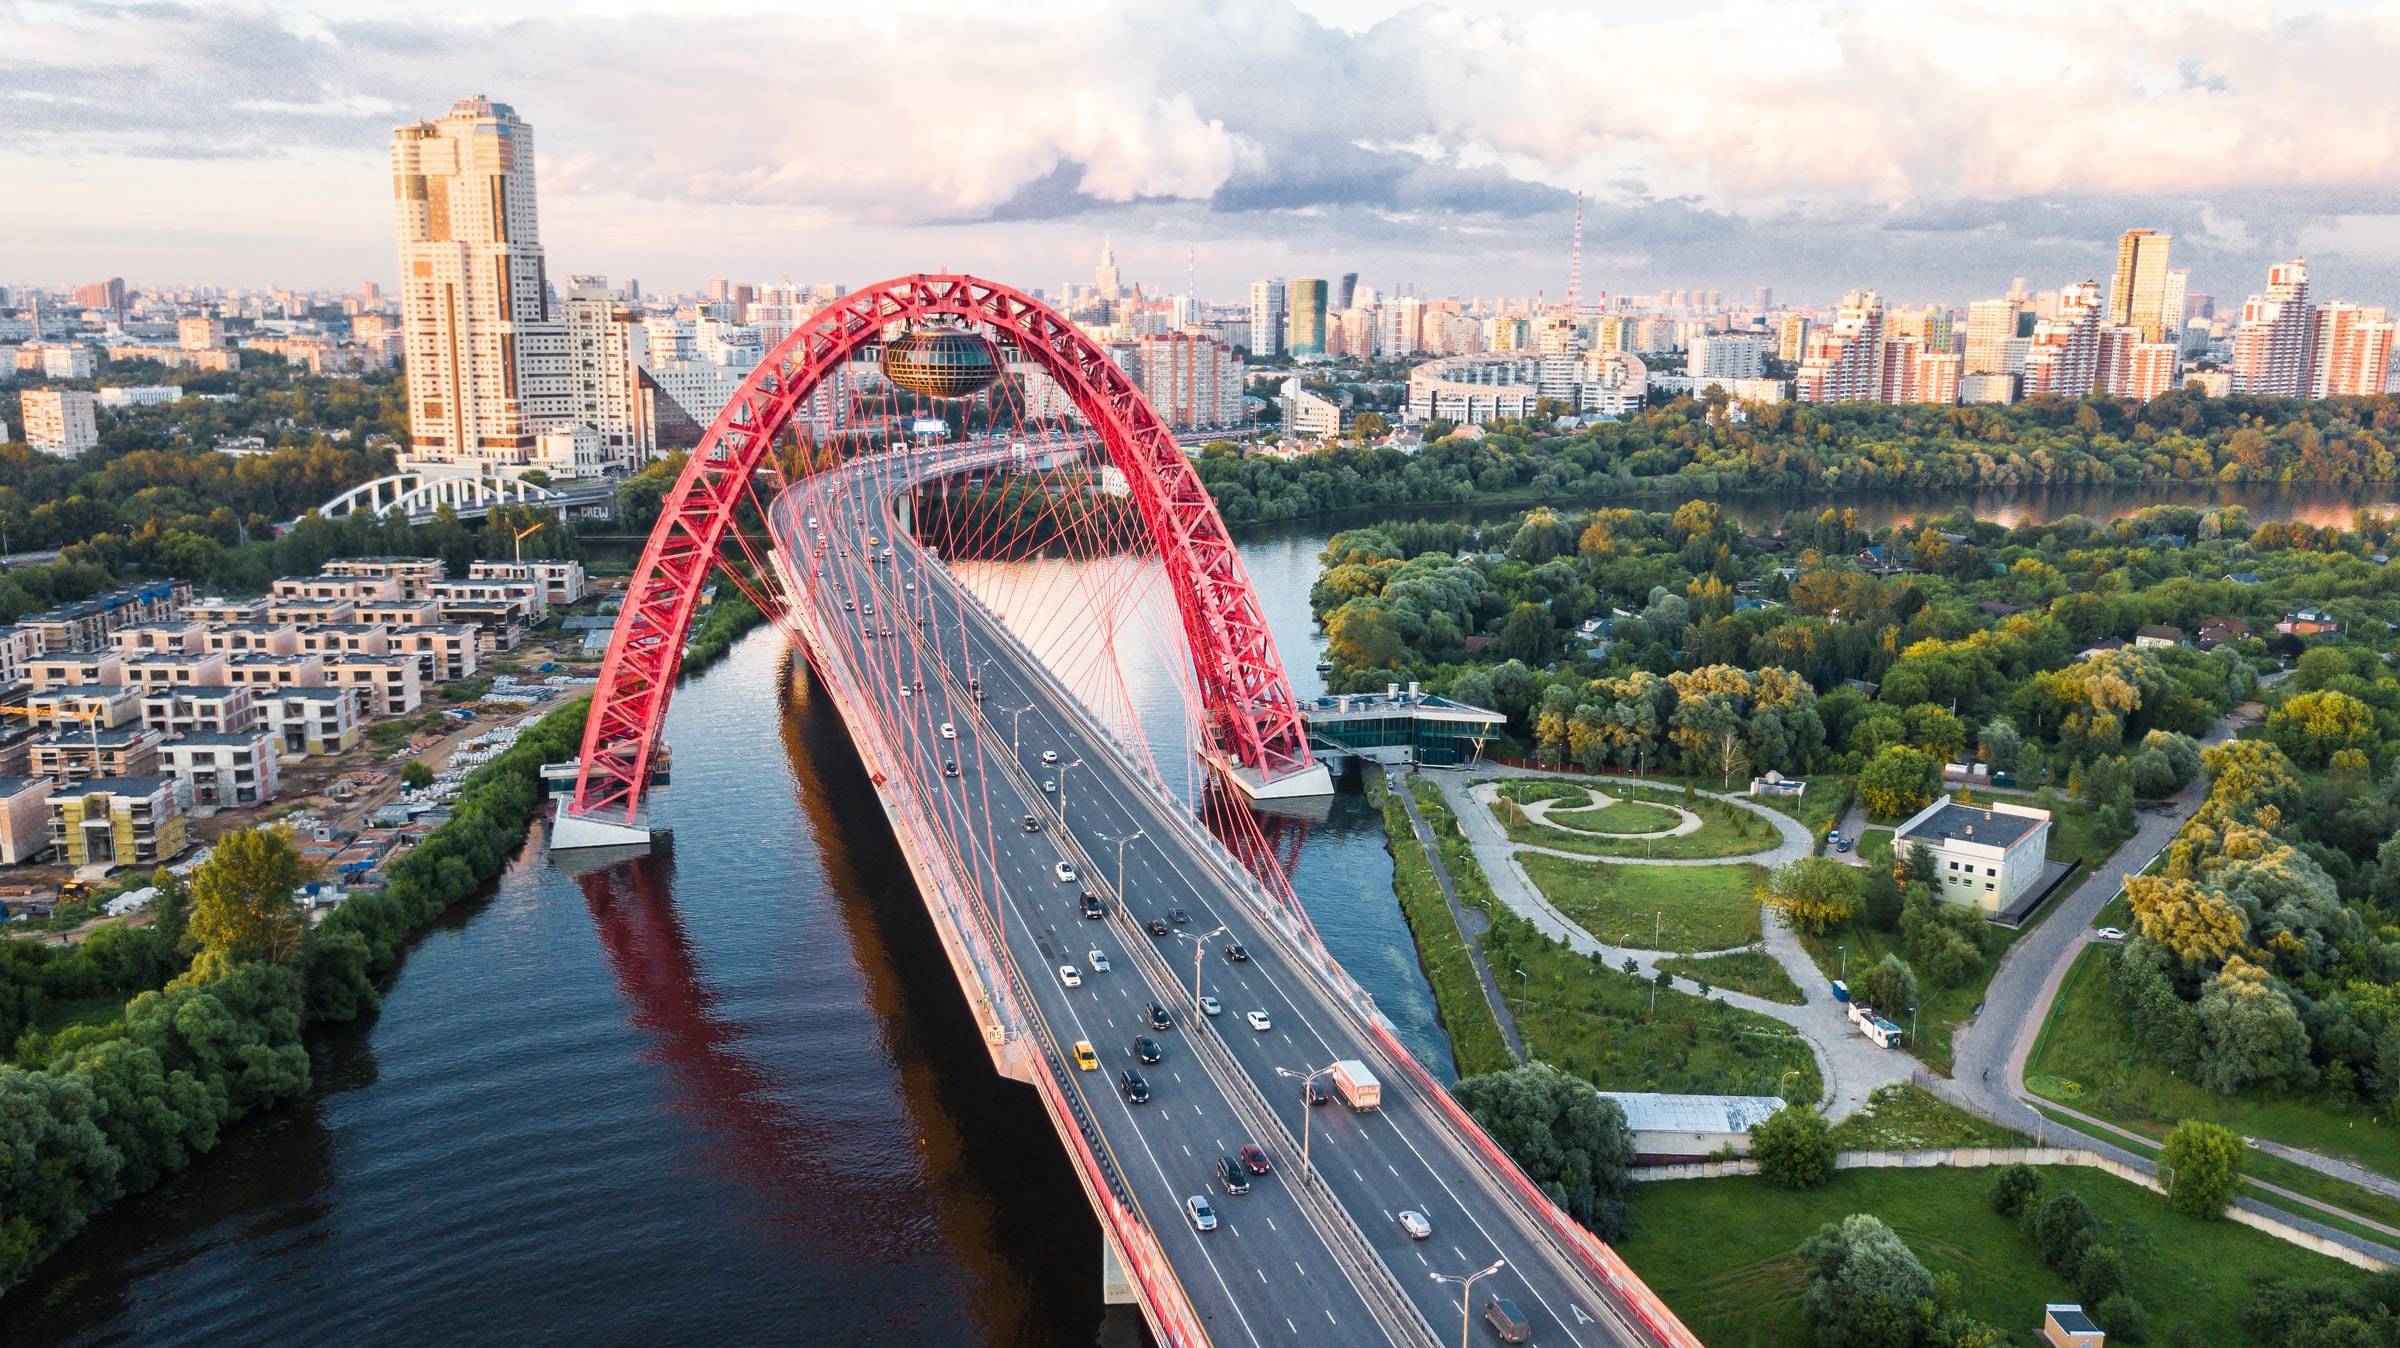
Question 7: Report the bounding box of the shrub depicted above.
[2095,1293,2151,1344]
[2030,1190,2098,1270]
[2158,1119,2245,1219]
[1989,1162,2040,1219]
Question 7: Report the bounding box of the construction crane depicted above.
[0,702,109,779]
[511,519,544,565]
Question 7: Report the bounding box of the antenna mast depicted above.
[1567,190,1584,315]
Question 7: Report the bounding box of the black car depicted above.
[1167,907,1190,925]
[1145,1002,1173,1031]
[1217,1155,1251,1196]
[1080,892,1105,920]
[1305,1079,1330,1107]
[943,761,959,778]
[1119,1069,1150,1105]
[1223,942,1249,964]
[1022,815,1041,832]
[1133,1035,1162,1064]
[1147,917,1169,936]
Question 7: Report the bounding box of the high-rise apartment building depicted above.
[1287,277,1329,357]
[2230,259,2314,397]
[1777,314,1811,364]
[22,389,100,457]
[1795,292,1885,404]
[1687,333,1768,382]
[391,96,565,473]
[2096,326,2180,400]
[1379,298,1423,358]
[1135,332,1244,430]
[557,284,654,474]
[2159,269,2190,344]
[1247,279,1286,358]
[2309,302,2395,398]
[2020,281,2102,397]
[73,277,127,321]
[2106,229,2176,342]
[178,315,223,351]
[1335,273,1359,310]
[1963,299,2023,376]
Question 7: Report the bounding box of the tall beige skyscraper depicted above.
[1963,299,2023,376]
[391,95,563,472]
[2106,229,2175,342]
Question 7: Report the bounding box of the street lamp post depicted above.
[1103,828,1145,904]
[1057,758,1083,813]
[1177,924,1229,1017]
[1430,1259,1507,1348]
[1007,703,1035,753]
[1273,1063,1337,1182]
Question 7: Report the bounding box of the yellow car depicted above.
[1072,1040,1099,1072]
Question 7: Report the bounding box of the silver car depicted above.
[1186,1195,1218,1232]
[1397,1210,1432,1240]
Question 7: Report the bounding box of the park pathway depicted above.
[1389,770,1527,1066]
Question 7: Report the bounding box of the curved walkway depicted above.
[1423,767,1910,1121]
[1514,787,1702,840]
[1466,773,1816,869]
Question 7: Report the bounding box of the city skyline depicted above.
[12,1,2400,304]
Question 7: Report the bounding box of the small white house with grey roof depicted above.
[1596,1091,1788,1162]
[1892,794,2052,914]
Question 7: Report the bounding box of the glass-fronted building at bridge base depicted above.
[1302,683,1502,768]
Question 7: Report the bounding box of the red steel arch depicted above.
[569,272,1315,828]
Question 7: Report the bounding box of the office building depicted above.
[1893,795,2053,916]
[391,96,565,472]
[1287,277,1329,357]
[1247,279,1286,358]
[1093,239,1121,304]
[2231,259,2315,397]
[2106,229,2176,341]
[21,389,100,457]
[1281,378,1342,436]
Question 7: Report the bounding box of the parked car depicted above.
[2095,926,2128,941]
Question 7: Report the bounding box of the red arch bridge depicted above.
[553,274,1697,1348]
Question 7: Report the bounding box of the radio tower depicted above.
[1566,190,1584,315]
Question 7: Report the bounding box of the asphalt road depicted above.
[763,445,1676,1348]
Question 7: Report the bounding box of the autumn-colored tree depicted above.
[2265,688,2379,769]
[1859,745,1940,820]
[2124,873,2248,967]
[1760,856,1862,935]
[189,827,310,964]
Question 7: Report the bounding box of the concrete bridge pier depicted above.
[1101,1230,1137,1307]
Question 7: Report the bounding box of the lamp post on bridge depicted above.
[1099,827,1144,906]
[1057,758,1083,814]
[1007,702,1036,753]
[1272,1062,1338,1184]
[1430,1259,1507,1348]
[1175,923,1229,1020]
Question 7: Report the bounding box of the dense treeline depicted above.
[1198,388,2400,526]
[0,699,586,1291]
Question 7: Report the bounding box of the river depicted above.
[7,476,2386,1345]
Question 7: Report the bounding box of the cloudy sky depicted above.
[10,0,2400,307]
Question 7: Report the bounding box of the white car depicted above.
[899,686,912,698]
[1087,950,1111,972]
[1245,1011,1272,1032]
[2095,926,2129,941]
[1043,779,1056,794]
[1058,964,1082,988]
[1198,995,1222,1017]
[1185,1195,1218,1232]
[1397,1210,1432,1240]
[940,722,957,740]
[1041,750,1059,765]
[1054,862,1078,884]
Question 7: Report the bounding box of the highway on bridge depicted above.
[765,445,1682,1348]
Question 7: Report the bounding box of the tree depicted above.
[400,760,434,791]
[2194,957,2315,1094]
[2124,874,2248,967]
[188,827,309,964]
[1989,1163,2041,1219]
[1859,745,1941,820]
[1854,954,1918,1019]
[2030,1190,2098,1269]
[1759,856,1862,936]
[1453,1063,1636,1239]
[1754,1104,1836,1189]
[2158,1119,2245,1218]
[1797,1213,1934,1348]
[2266,688,2379,770]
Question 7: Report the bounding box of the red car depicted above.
[1240,1144,1271,1175]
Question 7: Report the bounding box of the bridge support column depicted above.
[1208,754,1335,801]
[1100,1231,1138,1307]
[551,805,653,852]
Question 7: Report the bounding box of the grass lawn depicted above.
[1618,1165,2362,1348]
[1827,1084,2028,1151]
[2033,790,2135,870]
[1853,827,1894,869]
[1796,911,2030,1077]
[1492,783,1781,860]
[2026,943,2400,1180]
[1492,929,1820,1101]
[1656,947,1806,1005]
[1553,798,1685,834]
[1368,770,1515,1079]
[1517,855,1764,953]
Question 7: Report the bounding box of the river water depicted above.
[6,476,2386,1345]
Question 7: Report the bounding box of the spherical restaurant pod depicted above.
[880,325,1002,400]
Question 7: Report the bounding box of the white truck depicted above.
[1847,1001,1906,1049]
[1329,1059,1382,1111]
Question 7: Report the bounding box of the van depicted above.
[1483,1296,1532,1344]
[1217,1156,1250,1195]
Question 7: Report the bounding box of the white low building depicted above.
[1596,1091,1790,1163]
[1892,794,2052,914]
